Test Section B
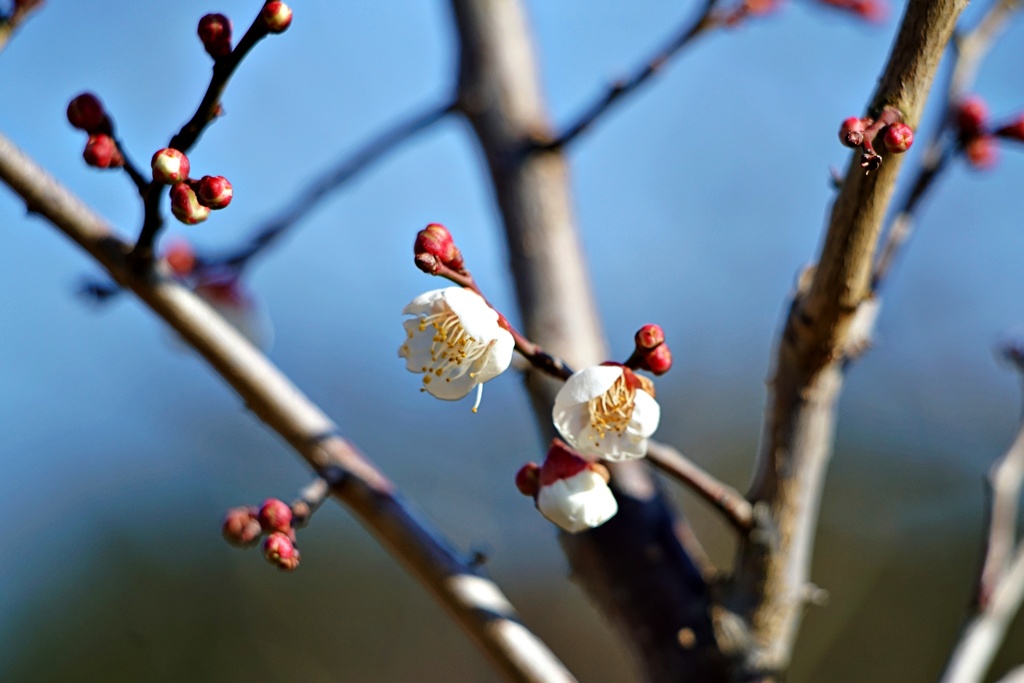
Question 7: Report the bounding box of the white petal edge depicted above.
[536,470,618,533]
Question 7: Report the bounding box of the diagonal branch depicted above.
[0,0,43,56]
[0,129,577,683]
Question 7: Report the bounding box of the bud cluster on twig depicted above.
[151,148,233,225]
[953,95,1024,171]
[838,106,914,172]
[222,498,302,571]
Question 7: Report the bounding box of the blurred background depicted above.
[3,1,1024,681]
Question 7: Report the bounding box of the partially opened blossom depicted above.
[553,364,660,461]
[399,287,514,409]
[535,440,617,533]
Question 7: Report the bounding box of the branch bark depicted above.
[0,130,577,683]
[724,0,969,677]
[450,1,727,680]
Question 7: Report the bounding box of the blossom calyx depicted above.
[515,463,541,497]
[414,223,464,272]
[152,148,191,185]
[196,175,233,210]
[198,13,232,58]
[553,364,660,461]
[83,134,123,169]
[67,93,108,133]
[223,507,261,547]
[258,498,293,533]
[260,2,293,33]
[263,532,300,571]
[399,287,514,408]
[170,182,211,225]
[535,439,617,533]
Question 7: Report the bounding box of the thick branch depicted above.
[0,130,576,683]
[450,1,727,680]
[726,0,969,677]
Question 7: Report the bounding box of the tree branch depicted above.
[0,0,43,56]
[0,129,578,683]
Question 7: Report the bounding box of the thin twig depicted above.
[540,0,721,151]
[949,0,1022,100]
[290,476,330,528]
[0,0,43,56]
[0,129,578,683]
[203,100,454,271]
[646,440,755,533]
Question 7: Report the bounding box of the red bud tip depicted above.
[196,175,233,210]
[956,97,989,137]
[965,136,998,170]
[641,344,673,376]
[222,507,262,547]
[82,134,123,169]
[169,182,211,225]
[258,498,293,533]
[883,122,913,153]
[634,324,665,350]
[539,439,589,487]
[263,532,300,570]
[260,1,293,33]
[198,13,233,59]
[164,240,197,276]
[839,117,867,148]
[996,115,1024,143]
[67,93,107,133]
[151,148,191,184]
[515,463,541,497]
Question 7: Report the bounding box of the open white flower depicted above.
[552,364,660,461]
[399,287,514,409]
[535,441,618,533]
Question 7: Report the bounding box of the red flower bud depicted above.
[883,122,913,153]
[839,117,867,148]
[222,507,261,547]
[641,344,673,376]
[849,0,886,22]
[198,13,233,59]
[151,148,190,185]
[515,463,541,497]
[634,324,665,350]
[539,440,589,487]
[263,532,300,570]
[965,135,998,170]
[164,239,197,276]
[260,2,293,33]
[82,134,123,168]
[67,93,107,133]
[996,115,1024,143]
[169,182,211,225]
[196,175,233,210]
[956,97,989,137]
[258,498,293,533]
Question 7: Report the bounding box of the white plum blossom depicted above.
[552,364,660,461]
[535,442,618,533]
[399,287,514,409]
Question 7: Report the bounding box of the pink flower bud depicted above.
[414,223,463,270]
[260,1,293,33]
[169,182,211,225]
[996,115,1024,143]
[67,93,107,133]
[196,175,233,209]
[198,13,233,59]
[634,324,665,350]
[164,239,197,276]
[222,507,261,547]
[263,532,300,570]
[838,117,867,148]
[965,135,998,170]
[151,148,191,185]
[641,344,673,376]
[83,134,124,168]
[956,97,989,137]
[883,122,913,153]
[515,463,541,497]
[258,498,293,533]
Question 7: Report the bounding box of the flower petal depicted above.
[536,470,618,533]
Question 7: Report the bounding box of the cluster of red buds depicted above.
[838,106,913,172]
[626,324,673,375]
[953,95,1024,171]
[721,0,884,27]
[414,223,465,274]
[223,498,301,571]
[67,93,124,169]
[151,148,233,225]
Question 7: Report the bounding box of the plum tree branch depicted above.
[0,129,577,683]
[0,0,42,55]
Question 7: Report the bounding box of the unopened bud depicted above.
[414,223,464,270]
[258,498,293,533]
[67,93,107,133]
[965,135,998,170]
[170,182,211,225]
[641,344,673,376]
[222,507,261,547]
[996,115,1024,143]
[515,463,541,497]
[883,122,913,153]
[956,97,989,137]
[634,324,665,350]
[196,175,233,209]
[839,117,867,148]
[152,148,190,185]
[260,1,293,33]
[164,239,197,276]
[198,13,233,59]
[263,531,300,570]
[83,134,123,168]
